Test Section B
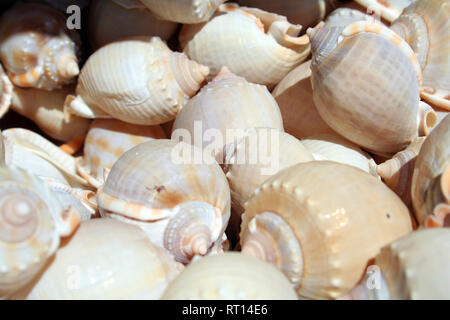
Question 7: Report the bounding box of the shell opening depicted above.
[425,165,450,228]
[418,101,437,136]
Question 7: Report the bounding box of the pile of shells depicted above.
[0,0,449,300]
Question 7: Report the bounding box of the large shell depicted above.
[88,0,177,50]
[391,0,450,110]
[77,119,166,189]
[172,68,284,163]
[162,252,297,299]
[0,166,79,298]
[10,219,183,300]
[65,37,209,125]
[180,3,310,88]
[354,0,415,22]
[240,161,412,299]
[272,60,336,139]
[0,63,12,119]
[411,114,450,227]
[0,3,80,90]
[308,21,437,155]
[97,139,231,264]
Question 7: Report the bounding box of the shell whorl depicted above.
[169,52,210,97]
[307,25,343,68]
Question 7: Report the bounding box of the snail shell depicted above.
[180,3,310,88]
[10,219,183,299]
[325,7,386,28]
[0,63,12,119]
[272,60,336,140]
[308,21,437,155]
[240,161,412,299]
[162,252,298,299]
[10,85,91,142]
[0,3,80,90]
[0,166,80,297]
[411,114,450,228]
[97,139,231,264]
[390,0,450,110]
[88,0,177,50]
[77,119,166,189]
[172,68,284,163]
[354,0,415,22]
[65,37,209,125]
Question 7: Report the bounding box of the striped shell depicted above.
[354,0,415,22]
[0,3,80,90]
[240,161,412,299]
[77,119,166,189]
[162,252,298,299]
[308,21,437,155]
[97,139,231,264]
[65,37,209,125]
[10,219,183,299]
[180,3,310,88]
[0,63,12,119]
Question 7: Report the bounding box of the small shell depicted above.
[65,37,209,125]
[411,114,450,227]
[77,119,166,189]
[10,219,183,299]
[308,21,437,155]
[97,139,231,264]
[354,0,415,22]
[0,166,79,297]
[0,3,80,90]
[88,0,177,50]
[180,3,310,88]
[10,85,91,142]
[172,68,284,163]
[240,161,412,299]
[0,63,12,118]
[272,60,336,139]
[162,252,298,299]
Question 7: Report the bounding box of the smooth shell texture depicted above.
[180,3,310,88]
[354,0,415,22]
[65,37,209,125]
[301,133,379,177]
[10,219,183,300]
[240,161,412,299]
[272,60,335,139]
[375,228,450,299]
[391,0,450,110]
[411,114,450,227]
[97,140,231,263]
[88,0,177,50]
[0,64,12,118]
[0,3,80,90]
[172,69,284,163]
[325,7,386,28]
[10,85,91,142]
[77,119,166,189]
[162,252,298,299]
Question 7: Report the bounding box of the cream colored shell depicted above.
[0,63,12,119]
[162,252,298,299]
[10,219,183,300]
[354,0,415,22]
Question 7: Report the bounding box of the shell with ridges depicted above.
[354,0,415,22]
[325,7,385,28]
[0,64,12,119]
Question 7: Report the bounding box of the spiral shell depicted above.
[0,3,80,90]
[0,63,12,119]
[77,119,166,189]
[240,161,412,299]
[97,139,231,264]
[65,37,209,125]
[354,0,415,22]
[10,218,183,299]
[180,3,310,88]
[411,114,450,228]
[308,21,437,155]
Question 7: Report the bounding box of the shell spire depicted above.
[307,24,342,68]
[170,52,209,97]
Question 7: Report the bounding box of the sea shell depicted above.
[0,63,12,119]
[325,7,386,28]
[65,37,209,125]
[180,3,310,88]
[411,114,450,228]
[10,219,184,299]
[308,21,437,155]
[172,68,284,163]
[0,166,80,298]
[162,252,298,299]
[390,0,450,110]
[272,60,336,140]
[97,139,231,264]
[354,0,415,22]
[0,3,81,90]
[10,85,91,142]
[77,119,166,189]
[240,161,412,299]
[88,0,178,50]
[301,133,379,177]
